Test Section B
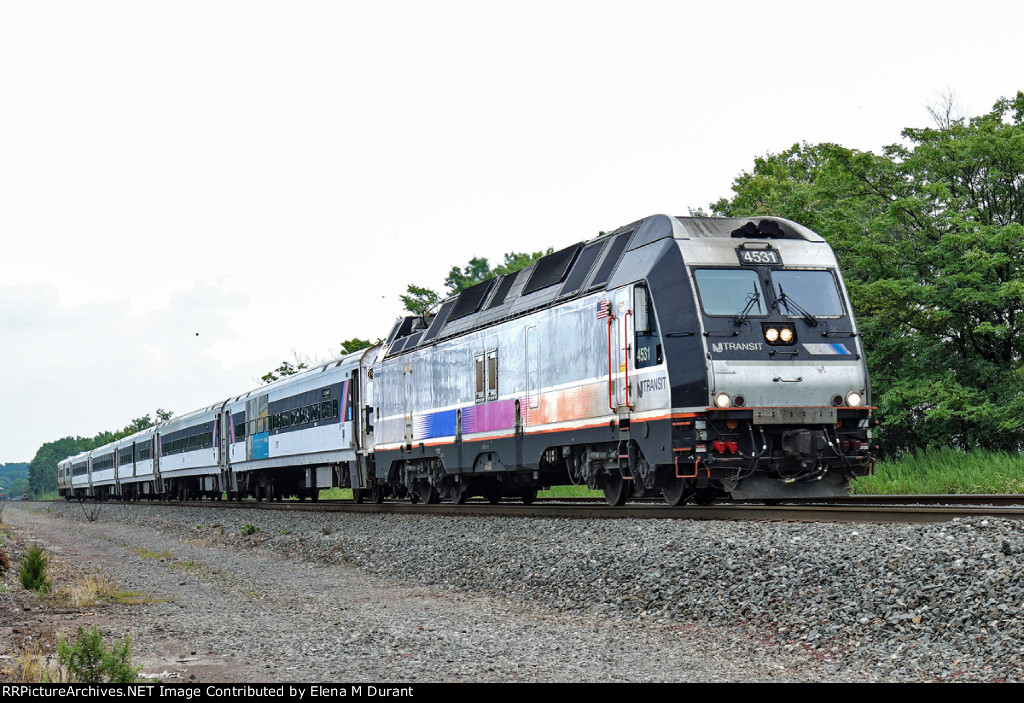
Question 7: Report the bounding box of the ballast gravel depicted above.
[5,501,1024,682]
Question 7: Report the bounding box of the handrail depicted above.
[623,308,633,410]
[607,314,615,410]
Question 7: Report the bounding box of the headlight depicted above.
[780,328,794,343]
[765,328,779,342]
[846,391,863,407]
[715,393,731,408]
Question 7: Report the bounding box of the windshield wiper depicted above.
[776,284,819,327]
[733,282,761,326]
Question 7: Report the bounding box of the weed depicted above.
[241,523,259,536]
[19,544,51,593]
[79,504,102,522]
[56,625,141,683]
[134,548,172,560]
[16,643,57,683]
[336,538,350,564]
[58,573,118,608]
[0,547,9,575]
[276,528,291,535]
[107,590,160,605]
[194,524,205,530]
[169,559,202,572]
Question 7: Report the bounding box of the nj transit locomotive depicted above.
[59,215,875,506]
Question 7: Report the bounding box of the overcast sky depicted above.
[2,1,1021,462]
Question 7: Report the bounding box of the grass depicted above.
[56,572,160,607]
[852,448,1024,495]
[16,643,54,683]
[133,548,173,560]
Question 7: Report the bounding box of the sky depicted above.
[2,0,1022,463]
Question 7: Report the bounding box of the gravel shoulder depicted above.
[2,501,1021,682]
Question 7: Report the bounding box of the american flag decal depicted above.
[597,300,610,319]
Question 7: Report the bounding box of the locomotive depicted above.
[59,215,875,506]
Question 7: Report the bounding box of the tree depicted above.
[400,284,441,318]
[401,248,553,316]
[711,92,1024,455]
[261,360,308,385]
[443,256,493,294]
[340,338,375,356]
[27,436,95,497]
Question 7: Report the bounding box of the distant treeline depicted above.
[0,462,29,497]
[26,411,172,497]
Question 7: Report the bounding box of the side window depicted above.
[474,354,485,403]
[634,283,662,369]
[486,350,498,401]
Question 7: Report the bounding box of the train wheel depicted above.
[518,487,538,505]
[415,483,439,504]
[661,478,690,507]
[353,488,365,504]
[446,483,468,505]
[601,473,629,507]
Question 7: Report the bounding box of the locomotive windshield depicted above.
[771,270,845,317]
[693,269,766,316]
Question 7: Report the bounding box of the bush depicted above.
[19,545,50,593]
[240,523,259,536]
[57,625,141,683]
[0,548,9,575]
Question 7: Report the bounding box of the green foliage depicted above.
[56,625,141,683]
[26,411,173,498]
[0,463,29,493]
[443,250,552,295]
[19,544,50,593]
[402,248,553,317]
[261,359,309,385]
[443,256,493,294]
[240,523,260,536]
[340,338,374,355]
[712,92,1024,455]
[853,448,1024,495]
[400,284,441,317]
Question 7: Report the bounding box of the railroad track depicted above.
[45,494,1024,523]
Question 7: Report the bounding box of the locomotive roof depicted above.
[383,214,825,358]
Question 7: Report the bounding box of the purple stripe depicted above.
[462,400,516,434]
